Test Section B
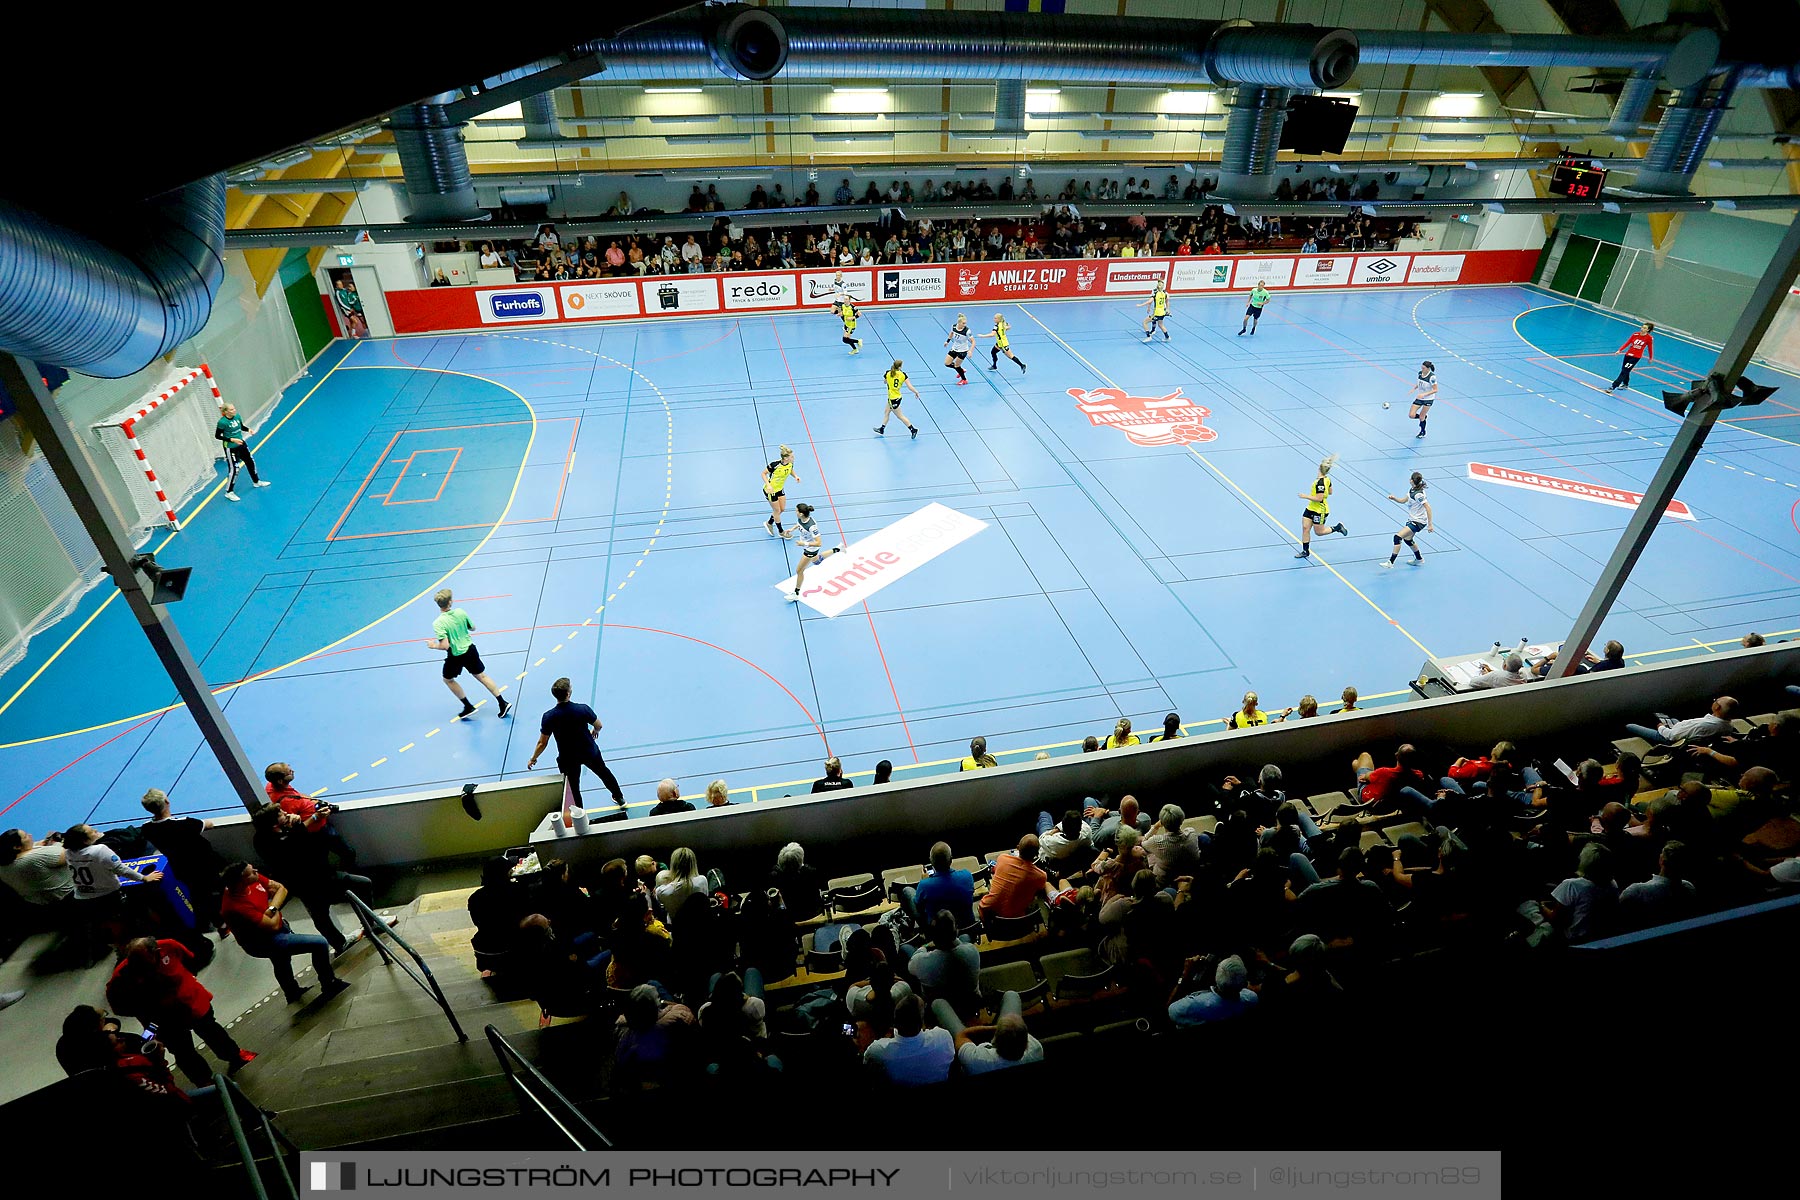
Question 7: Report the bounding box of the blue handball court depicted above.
[6,282,1800,833]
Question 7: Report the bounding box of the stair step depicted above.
[277,1072,522,1150]
[318,1003,538,1065]
[299,1039,506,1103]
[344,974,523,1024]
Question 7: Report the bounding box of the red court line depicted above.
[326,418,578,541]
[548,418,581,522]
[767,317,920,763]
[326,429,406,541]
[13,619,829,813]
[1278,310,1800,586]
[3,715,160,819]
[383,446,462,506]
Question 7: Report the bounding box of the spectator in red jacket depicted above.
[264,761,357,869]
[107,937,255,1085]
[1347,744,1464,820]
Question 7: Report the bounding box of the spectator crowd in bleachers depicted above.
[445,170,1414,285]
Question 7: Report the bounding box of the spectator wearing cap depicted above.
[811,758,855,793]
[1034,809,1091,870]
[1168,954,1259,1027]
[979,835,1055,920]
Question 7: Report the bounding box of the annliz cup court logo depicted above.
[1070,386,1217,447]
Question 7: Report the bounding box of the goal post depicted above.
[91,363,227,530]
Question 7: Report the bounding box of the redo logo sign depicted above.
[724,274,797,310]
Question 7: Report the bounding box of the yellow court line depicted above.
[1190,451,1436,659]
[699,687,1421,804]
[0,366,540,750]
[0,350,355,725]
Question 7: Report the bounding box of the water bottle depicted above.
[1491,641,1503,660]
[1517,637,1530,659]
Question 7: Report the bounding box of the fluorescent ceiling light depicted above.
[1161,91,1212,113]
[663,134,753,144]
[832,87,889,95]
[1026,88,1061,97]
[644,87,702,94]
[1436,92,1483,99]
[1080,129,1156,140]
[647,115,720,125]
[815,112,887,122]
[814,133,894,142]
[1419,133,1486,142]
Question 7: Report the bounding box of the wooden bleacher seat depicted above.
[1181,815,1218,837]
[1039,948,1103,998]
[1613,736,1656,759]
[949,856,981,876]
[881,865,925,892]
[976,960,1038,1006]
[1380,821,1430,845]
[827,872,875,892]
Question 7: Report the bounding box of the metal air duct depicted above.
[389,92,480,222]
[1357,28,1719,89]
[1605,72,1660,138]
[521,91,560,140]
[1631,74,1738,195]
[0,176,226,379]
[1217,86,1291,198]
[591,6,1355,87]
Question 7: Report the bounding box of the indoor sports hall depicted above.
[5,275,1799,833]
[8,0,1800,1171]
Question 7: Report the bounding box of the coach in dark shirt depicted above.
[526,678,626,810]
[810,758,855,794]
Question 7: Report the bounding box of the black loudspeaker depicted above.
[1280,95,1358,155]
[128,553,190,604]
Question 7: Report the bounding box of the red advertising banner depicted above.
[1467,461,1695,520]
[384,249,1540,334]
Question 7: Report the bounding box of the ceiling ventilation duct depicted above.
[0,177,226,378]
[1630,73,1738,195]
[390,93,481,223]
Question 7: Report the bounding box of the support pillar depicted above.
[0,355,264,812]
[1558,213,1800,675]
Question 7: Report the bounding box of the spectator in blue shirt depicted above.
[1168,954,1259,1027]
[906,842,974,927]
[834,179,854,205]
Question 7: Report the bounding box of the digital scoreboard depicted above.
[1549,159,1607,200]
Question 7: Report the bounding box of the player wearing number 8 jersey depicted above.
[875,361,921,439]
[1294,455,1349,560]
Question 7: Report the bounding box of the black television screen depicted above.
[1280,95,1358,155]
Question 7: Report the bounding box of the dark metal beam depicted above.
[0,356,264,812]
[1557,212,1800,675]
[438,56,609,125]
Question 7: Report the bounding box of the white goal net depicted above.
[91,364,226,530]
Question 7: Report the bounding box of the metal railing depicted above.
[485,1024,612,1150]
[212,1070,300,1200]
[344,890,468,1043]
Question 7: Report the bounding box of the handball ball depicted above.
[1382,402,1390,409]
